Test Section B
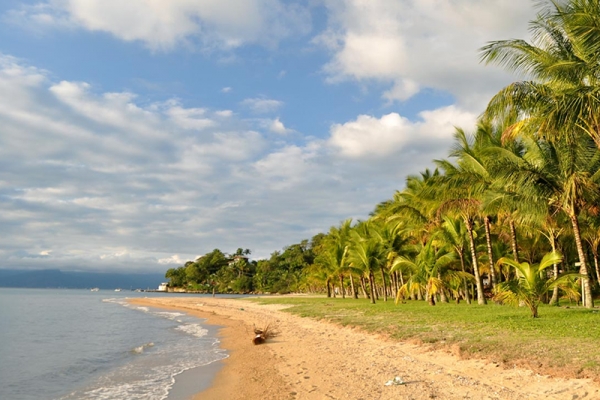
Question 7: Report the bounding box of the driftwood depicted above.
[252,323,278,345]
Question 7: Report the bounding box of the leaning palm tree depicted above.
[494,252,578,317]
[480,0,600,148]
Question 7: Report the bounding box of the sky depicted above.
[0,0,537,273]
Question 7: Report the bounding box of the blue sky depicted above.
[0,0,536,273]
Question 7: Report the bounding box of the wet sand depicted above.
[130,297,600,400]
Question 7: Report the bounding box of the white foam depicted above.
[154,311,184,320]
[175,324,208,338]
[131,342,154,354]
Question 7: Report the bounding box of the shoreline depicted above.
[129,297,290,400]
[130,297,600,400]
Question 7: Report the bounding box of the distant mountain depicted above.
[0,269,166,290]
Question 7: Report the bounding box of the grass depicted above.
[249,296,600,379]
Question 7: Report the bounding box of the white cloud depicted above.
[268,118,290,134]
[317,0,536,110]
[0,54,482,273]
[215,110,233,118]
[221,86,232,93]
[241,97,284,114]
[329,106,476,159]
[382,79,420,103]
[9,0,312,51]
[166,103,216,130]
[158,254,186,265]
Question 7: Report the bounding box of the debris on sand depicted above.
[252,323,278,345]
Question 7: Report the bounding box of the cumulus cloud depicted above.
[316,0,535,110]
[8,0,312,51]
[329,106,476,160]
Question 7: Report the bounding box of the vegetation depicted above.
[165,1,600,318]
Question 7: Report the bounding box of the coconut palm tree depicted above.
[480,0,600,148]
[488,134,600,307]
[433,159,487,305]
[347,222,386,304]
[494,252,577,317]
[391,237,458,305]
[435,216,473,303]
[370,218,414,301]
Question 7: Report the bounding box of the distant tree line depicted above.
[164,239,325,294]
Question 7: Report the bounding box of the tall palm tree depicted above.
[445,122,514,289]
[489,135,600,307]
[433,159,487,305]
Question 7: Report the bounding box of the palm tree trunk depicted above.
[326,279,332,298]
[593,249,600,285]
[569,213,594,308]
[339,275,345,299]
[349,274,358,299]
[360,276,369,299]
[438,272,449,303]
[368,273,376,304]
[465,217,486,305]
[428,292,436,306]
[549,235,560,306]
[484,216,497,288]
[458,248,471,304]
[380,267,388,301]
[390,272,397,298]
[509,220,519,262]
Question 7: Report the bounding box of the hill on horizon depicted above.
[0,269,166,290]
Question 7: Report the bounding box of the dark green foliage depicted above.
[164,240,318,294]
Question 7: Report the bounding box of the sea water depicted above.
[0,289,229,400]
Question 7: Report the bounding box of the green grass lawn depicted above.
[251,296,600,378]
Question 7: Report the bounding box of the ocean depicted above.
[0,288,229,400]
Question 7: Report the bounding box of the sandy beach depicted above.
[130,297,600,400]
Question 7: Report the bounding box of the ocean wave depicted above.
[175,323,208,338]
[131,342,154,354]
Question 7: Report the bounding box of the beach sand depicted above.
[130,297,600,400]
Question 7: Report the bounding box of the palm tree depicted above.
[488,135,600,307]
[433,159,487,305]
[347,222,385,304]
[391,237,458,305]
[445,123,514,289]
[480,0,600,148]
[371,218,414,301]
[435,216,473,303]
[494,252,577,317]
[326,219,354,298]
